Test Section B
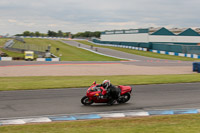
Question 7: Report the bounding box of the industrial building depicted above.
[93,27,200,55]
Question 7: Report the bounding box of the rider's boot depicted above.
[107,98,116,105]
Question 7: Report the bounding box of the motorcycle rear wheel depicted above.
[81,96,94,105]
[117,93,131,103]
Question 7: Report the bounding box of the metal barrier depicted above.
[4,40,14,48]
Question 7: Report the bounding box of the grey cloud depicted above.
[0,0,200,35]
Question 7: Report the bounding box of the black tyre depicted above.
[117,93,131,103]
[81,96,94,105]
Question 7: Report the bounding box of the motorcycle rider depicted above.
[97,80,120,105]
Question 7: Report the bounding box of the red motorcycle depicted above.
[81,81,132,105]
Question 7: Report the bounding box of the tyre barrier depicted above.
[0,108,199,126]
[150,50,200,59]
[36,58,60,61]
[0,57,60,61]
[0,57,12,61]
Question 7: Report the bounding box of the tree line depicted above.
[15,30,101,38]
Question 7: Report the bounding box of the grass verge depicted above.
[0,38,9,47]
[1,114,200,133]
[11,38,121,61]
[0,74,200,91]
[76,40,200,61]
[0,38,27,57]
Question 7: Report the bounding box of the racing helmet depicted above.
[102,80,110,88]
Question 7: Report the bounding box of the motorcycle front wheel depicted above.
[81,96,94,105]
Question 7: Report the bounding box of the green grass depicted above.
[12,40,47,52]
[76,40,200,61]
[0,38,25,57]
[0,49,24,57]
[1,114,200,133]
[12,39,121,61]
[0,74,200,91]
[0,38,9,47]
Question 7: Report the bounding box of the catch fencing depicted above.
[4,40,47,56]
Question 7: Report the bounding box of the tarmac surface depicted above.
[0,61,193,76]
[1,83,200,119]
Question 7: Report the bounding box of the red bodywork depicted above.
[86,83,132,103]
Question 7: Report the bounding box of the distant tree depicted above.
[48,30,57,37]
[40,33,47,37]
[35,31,40,36]
[74,32,82,38]
[47,30,53,37]
[23,31,31,36]
[94,31,101,38]
[53,31,57,37]
[73,31,101,38]
[19,30,101,38]
[84,31,92,37]
[15,34,23,36]
[63,32,71,37]
[30,32,35,36]
[17,31,47,37]
[57,30,63,37]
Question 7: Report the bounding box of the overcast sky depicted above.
[0,0,200,35]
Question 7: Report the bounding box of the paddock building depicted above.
[93,27,200,55]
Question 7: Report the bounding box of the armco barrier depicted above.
[36,58,60,61]
[0,108,200,126]
[0,57,12,61]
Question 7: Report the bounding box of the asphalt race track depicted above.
[0,60,193,67]
[1,83,200,119]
